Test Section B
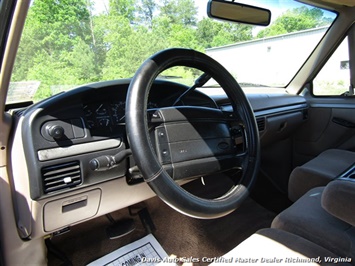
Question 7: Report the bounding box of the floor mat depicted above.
[48,196,275,266]
[48,181,276,266]
[87,234,170,266]
[148,196,276,263]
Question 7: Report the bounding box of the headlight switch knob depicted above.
[47,125,65,139]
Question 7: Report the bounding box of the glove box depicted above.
[43,189,101,232]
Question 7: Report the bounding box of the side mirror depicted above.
[207,0,271,26]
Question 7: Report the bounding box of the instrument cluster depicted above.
[83,100,159,130]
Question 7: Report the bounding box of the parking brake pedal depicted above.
[106,214,135,239]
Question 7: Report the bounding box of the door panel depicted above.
[294,100,355,167]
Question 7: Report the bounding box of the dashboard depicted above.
[8,78,308,238]
[14,79,218,200]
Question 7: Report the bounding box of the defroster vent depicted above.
[42,161,82,194]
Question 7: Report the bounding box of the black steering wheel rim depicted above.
[126,48,260,218]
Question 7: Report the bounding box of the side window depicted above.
[313,37,351,96]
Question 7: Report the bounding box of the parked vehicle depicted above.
[0,0,354,265]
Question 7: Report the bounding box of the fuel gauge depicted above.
[98,118,111,127]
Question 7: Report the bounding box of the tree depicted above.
[160,0,197,26]
[196,18,253,49]
[168,24,202,50]
[12,0,256,102]
[257,6,333,38]
[27,0,90,53]
[101,15,134,79]
[136,0,157,27]
[109,0,137,22]
[86,0,107,81]
[11,25,38,81]
[11,0,95,100]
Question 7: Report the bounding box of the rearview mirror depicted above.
[207,0,271,26]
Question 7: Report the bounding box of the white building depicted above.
[206,26,349,90]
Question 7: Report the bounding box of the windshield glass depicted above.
[8,0,337,103]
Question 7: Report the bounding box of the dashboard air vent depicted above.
[42,161,82,194]
[256,117,266,132]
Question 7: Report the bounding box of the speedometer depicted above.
[111,101,125,125]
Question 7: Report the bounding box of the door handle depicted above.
[332,117,355,128]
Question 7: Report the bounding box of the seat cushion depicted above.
[288,149,355,202]
[210,228,349,265]
[272,187,355,258]
[322,180,355,227]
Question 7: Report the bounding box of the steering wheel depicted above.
[126,48,260,219]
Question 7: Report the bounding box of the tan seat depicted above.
[288,149,355,202]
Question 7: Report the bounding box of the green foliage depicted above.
[196,18,253,48]
[168,24,202,50]
[109,0,136,22]
[136,0,157,27]
[313,79,349,96]
[160,0,197,26]
[28,0,90,52]
[257,6,332,38]
[160,66,199,86]
[11,0,256,102]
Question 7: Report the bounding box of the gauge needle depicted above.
[96,104,108,115]
[96,104,103,113]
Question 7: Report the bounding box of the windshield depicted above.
[7,0,337,103]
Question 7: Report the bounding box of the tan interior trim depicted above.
[0,1,48,265]
[0,0,30,166]
[321,0,355,7]
[300,0,355,9]
[37,138,122,161]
